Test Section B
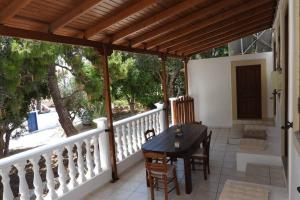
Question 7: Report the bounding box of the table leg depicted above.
[146,170,149,187]
[184,156,192,194]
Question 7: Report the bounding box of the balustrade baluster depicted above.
[145,116,149,133]
[93,135,102,175]
[115,126,124,161]
[44,153,58,199]
[136,119,141,149]
[141,117,145,144]
[66,145,78,189]
[0,167,14,200]
[148,114,152,130]
[30,157,44,200]
[127,122,133,154]
[122,124,129,157]
[132,120,138,151]
[84,138,95,178]
[15,162,30,200]
[75,141,86,184]
[156,112,160,133]
[56,148,68,195]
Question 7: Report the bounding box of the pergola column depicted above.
[160,55,169,128]
[97,45,118,181]
[183,57,189,95]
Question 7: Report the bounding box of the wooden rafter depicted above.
[85,0,156,39]
[50,0,104,33]
[178,20,272,54]
[183,23,271,54]
[110,0,206,44]
[171,14,273,53]
[144,0,273,50]
[156,6,274,52]
[128,0,237,47]
[186,25,271,56]
[0,0,32,23]
[0,25,182,58]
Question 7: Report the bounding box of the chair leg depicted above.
[149,176,155,200]
[163,175,168,200]
[203,159,207,180]
[207,158,210,174]
[173,168,180,195]
[191,158,195,170]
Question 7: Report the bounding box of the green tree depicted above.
[0,37,50,156]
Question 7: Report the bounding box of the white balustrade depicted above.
[0,106,165,200]
[0,118,109,200]
[56,148,68,195]
[113,104,165,162]
[30,157,43,200]
[66,144,78,189]
[84,138,94,179]
[127,123,133,154]
[132,120,138,152]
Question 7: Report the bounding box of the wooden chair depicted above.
[173,95,195,125]
[191,131,212,180]
[144,129,156,142]
[143,152,180,200]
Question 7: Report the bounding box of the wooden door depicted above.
[236,65,262,119]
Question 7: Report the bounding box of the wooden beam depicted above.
[50,0,103,33]
[183,23,271,54]
[85,0,156,39]
[0,0,32,23]
[160,55,169,128]
[110,0,206,44]
[98,46,119,181]
[186,25,270,56]
[144,0,273,49]
[128,0,237,47]
[183,58,189,95]
[156,6,274,51]
[0,25,182,58]
[173,15,273,53]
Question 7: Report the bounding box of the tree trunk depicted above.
[168,69,181,97]
[48,65,77,137]
[0,129,4,158]
[3,128,12,156]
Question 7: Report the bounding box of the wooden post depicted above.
[183,57,189,95]
[160,55,169,128]
[97,45,118,181]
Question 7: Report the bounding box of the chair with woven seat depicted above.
[144,129,156,142]
[191,131,212,180]
[143,151,180,200]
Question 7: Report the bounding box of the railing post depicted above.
[183,57,189,95]
[97,46,118,181]
[95,117,111,170]
[160,55,169,128]
[155,103,166,131]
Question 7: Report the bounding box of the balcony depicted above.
[0,103,288,200]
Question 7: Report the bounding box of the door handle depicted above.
[281,121,293,130]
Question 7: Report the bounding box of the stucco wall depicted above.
[188,52,274,127]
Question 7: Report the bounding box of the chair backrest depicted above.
[203,131,212,155]
[143,152,168,174]
[173,96,195,125]
[144,129,156,142]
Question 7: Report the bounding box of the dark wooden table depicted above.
[142,123,207,194]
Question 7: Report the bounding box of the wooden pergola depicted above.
[0,0,277,181]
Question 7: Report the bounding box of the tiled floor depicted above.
[84,128,288,200]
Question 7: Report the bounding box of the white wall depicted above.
[188,52,274,127]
